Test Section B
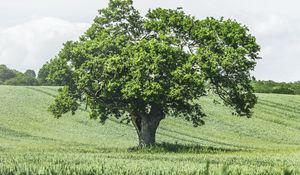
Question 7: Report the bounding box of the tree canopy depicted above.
[47,0,260,146]
[24,69,36,79]
[37,60,69,86]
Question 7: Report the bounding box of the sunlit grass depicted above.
[0,86,299,174]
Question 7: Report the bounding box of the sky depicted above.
[0,0,300,82]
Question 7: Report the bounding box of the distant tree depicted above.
[0,64,17,83]
[47,0,260,147]
[252,80,275,93]
[271,86,295,94]
[38,57,73,86]
[5,74,38,86]
[24,69,36,79]
[252,80,299,95]
[0,65,38,86]
[293,82,300,94]
[38,62,51,85]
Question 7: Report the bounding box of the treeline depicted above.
[0,65,38,86]
[252,80,300,95]
[0,64,63,86]
[1,64,300,95]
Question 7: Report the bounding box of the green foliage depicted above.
[4,74,38,86]
[37,62,56,86]
[37,62,51,85]
[47,0,260,139]
[0,65,38,86]
[48,86,79,118]
[272,86,296,95]
[0,64,17,83]
[24,69,36,78]
[252,80,300,95]
[38,43,76,86]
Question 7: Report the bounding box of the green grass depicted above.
[0,86,300,174]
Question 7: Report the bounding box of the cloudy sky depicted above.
[0,0,299,82]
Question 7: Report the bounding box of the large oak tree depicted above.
[47,0,260,147]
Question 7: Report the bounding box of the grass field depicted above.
[0,86,300,174]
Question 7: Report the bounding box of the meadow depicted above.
[0,86,299,174]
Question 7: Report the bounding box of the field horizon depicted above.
[0,86,300,174]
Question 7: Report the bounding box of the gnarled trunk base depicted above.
[131,113,162,147]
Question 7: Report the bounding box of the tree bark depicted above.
[131,105,164,147]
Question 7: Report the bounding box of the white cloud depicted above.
[250,14,300,82]
[1,0,300,82]
[0,17,89,73]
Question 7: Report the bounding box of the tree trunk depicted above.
[131,106,164,147]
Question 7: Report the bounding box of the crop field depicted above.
[0,86,300,174]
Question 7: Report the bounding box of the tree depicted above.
[37,63,50,85]
[0,64,17,83]
[252,80,299,95]
[37,62,56,86]
[5,74,38,86]
[0,65,39,86]
[38,56,74,86]
[24,69,36,79]
[48,0,260,147]
[271,86,295,95]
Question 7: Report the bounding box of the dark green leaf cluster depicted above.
[49,86,80,118]
[47,0,260,126]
